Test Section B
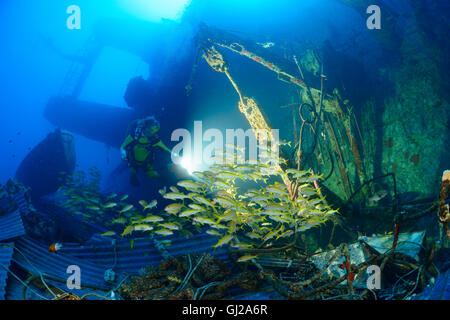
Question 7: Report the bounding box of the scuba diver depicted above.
[120,116,171,186]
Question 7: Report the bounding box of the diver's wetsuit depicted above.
[120,130,171,186]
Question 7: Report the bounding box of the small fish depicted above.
[154,229,173,236]
[257,41,275,48]
[193,195,214,208]
[112,217,127,224]
[160,240,172,246]
[139,199,157,211]
[188,203,205,211]
[268,215,290,223]
[139,200,148,208]
[367,190,388,205]
[264,205,287,212]
[167,276,182,283]
[303,220,323,228]
[121,226,134,237]
[193,171,210,180]
[245,232,262,239]
[251,195,271,202]
[119,194,129,201]
[234,165,255,172]
[277,230,294,239]
[164,203,184,214]
[193,217,217,225]
[107,193,118,200]
[177,180,204,190]
[217,210,236,222]
[248,173,267,183]
[73,211,89,217]
[132,224,153,232]
[179,209,200,217]
[160,223,180,231]
[213,180,232,189]
[48,243,63,253]
[299,188,317,196]
[266,185,288,196]
[263,229,282,242]
[163,192,189,200]
[291,170,310,178]
[210,226,228,232]
[214,234,233,248]
[145,200,158,210]
[158,187,167,196]
[138,215,164,223]
[308,199,322,206]
[103,202,117,209]
[206,229,222,237]
[88,198,101,205]
[120,204,134,213]
[237,255,258,263]
[213,197,235,207]
[87,205,101,211]
[100,231,116,237]
[230,243,253,249]
[217,172,241,180]
[216,191,233,198]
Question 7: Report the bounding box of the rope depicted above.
[193,281,222,300]
[40,273,58,298]
[295,102,319,170]
[345,172,398,206]
[404,266,422,299]
[0,262,50,300]
[2,243,120,300]
[173,254,205,295]
[1,243,61,299]
[185,46,202,96]
[79,293,112,300]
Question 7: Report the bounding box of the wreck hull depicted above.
[44,96,140,149]
[15,129,76,199]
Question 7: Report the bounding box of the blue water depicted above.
[0,0,378,186]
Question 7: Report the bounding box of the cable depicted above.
[2,243,118,300]
[193,281,222,300]
[295,102,319,170]
[79,293,111,300]
[1,243,62,299]
[40,273,58,298]
[172,254,192,295]
[346,172,398,207]
[173,254,205,295]
[404,266,422,299]
[0,262,49,300]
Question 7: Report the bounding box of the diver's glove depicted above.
[120,149,128,161]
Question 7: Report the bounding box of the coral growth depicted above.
[410,154,420,166]
[118,254,260,300]
[439,170,450,239]
[384,137,393,148]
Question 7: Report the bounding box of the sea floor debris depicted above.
[118,254,261,300]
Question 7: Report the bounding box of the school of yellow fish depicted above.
[57,149,337,263]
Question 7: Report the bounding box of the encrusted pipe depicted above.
[439,170,450,239]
